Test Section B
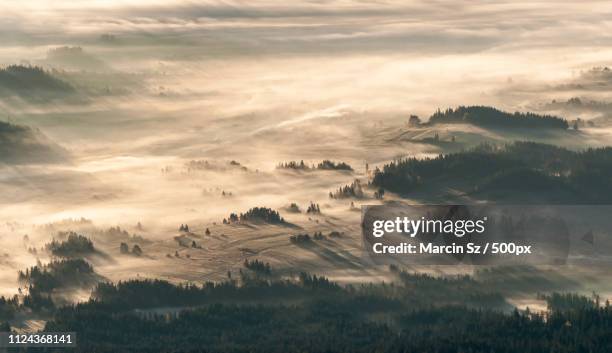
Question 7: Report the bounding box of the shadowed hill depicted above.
[372,141,612,203]
[0,120,68,164]
[429,106,568,130]
[0,65,74,100]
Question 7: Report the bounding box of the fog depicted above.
[1,1,612,299]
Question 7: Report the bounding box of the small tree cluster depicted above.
[18,258,96,293]
[186,160,247,173]
[99,226,130,239]
[243,259,271,275]
[277,160,308,170]
[132,245,143,256]
[120,243,129,254]
[277,160,353,171]
[46,233,95,257]
[408,114,421,126]
[306,202,321,214]
[329,179,364,199]
[120,243,143,256]
[290,233,311,243]
[316,160,353,171]
[290,231,327,243]
[287,203,301,213]
[328,231,342,238]
[224,207,285,224]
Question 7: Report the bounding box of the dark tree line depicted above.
[0,65,74,94]
[277,160,309,170]
[290,233,312,243]
[290,231,335,244]
[4,263,609,353]
[224,207,285,224]
[428,105,569,129]
[36,273,612,353]
[540,292,605,312]
[277,160,353,171]
[372,141,612,203]
[243,259,271,275]
[316,160,353,171]
[84,274,341,312]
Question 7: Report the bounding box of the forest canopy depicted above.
[224,207,286,224]
[428,106,569,129]
[0,65,74,97]
[372,141,612,203]
[38,271,612,353]
[46,233,95,258]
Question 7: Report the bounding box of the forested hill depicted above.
[372,141,612,203]
[38,275,612,353]
[428,106,569,129]
[0,65,74,99]
[0,121,68,164]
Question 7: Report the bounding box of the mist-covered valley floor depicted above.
[2,2,612,345]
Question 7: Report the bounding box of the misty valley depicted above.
[1,2,612,351]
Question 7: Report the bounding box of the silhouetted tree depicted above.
[119,243,129,254]
[132,245,142,256]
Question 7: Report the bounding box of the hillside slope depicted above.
[0,121,68,164]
